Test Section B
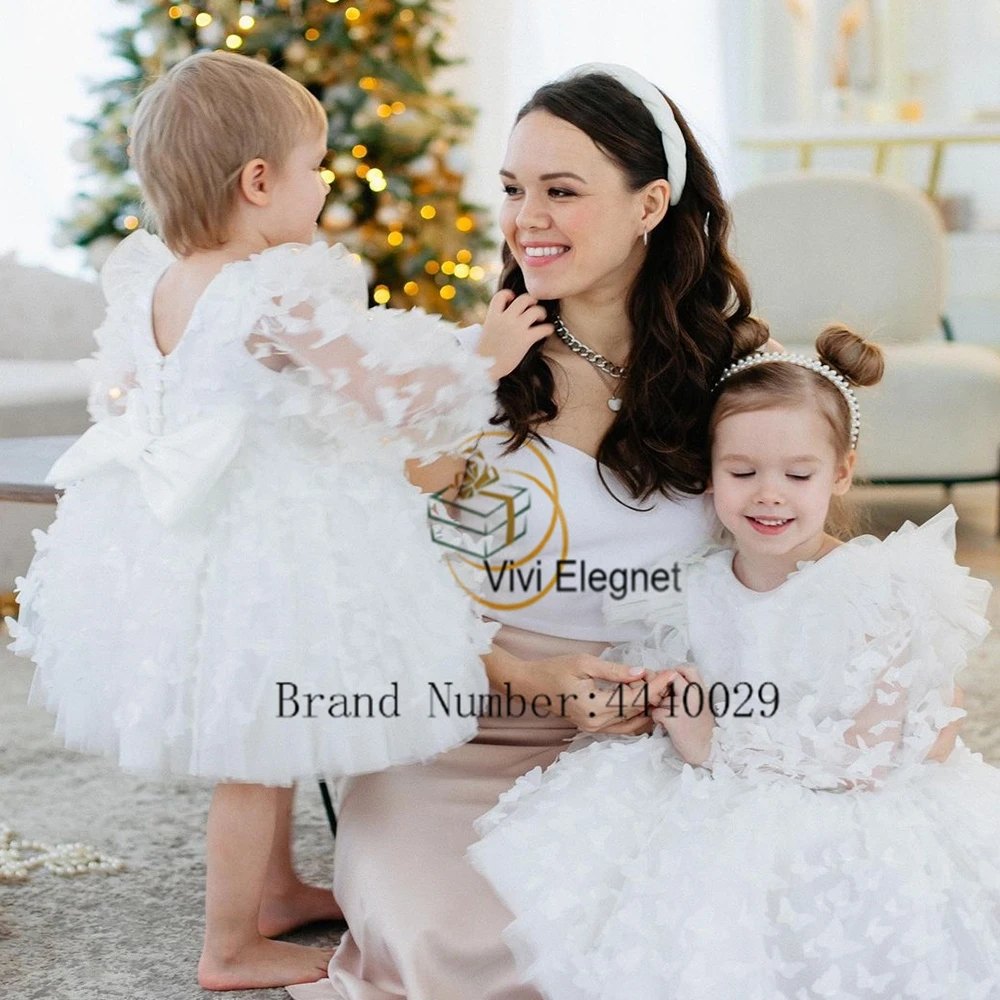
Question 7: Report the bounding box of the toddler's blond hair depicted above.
[130,50,327,255]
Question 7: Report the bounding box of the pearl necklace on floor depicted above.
[0,824,126,881]
[553,315,628,412]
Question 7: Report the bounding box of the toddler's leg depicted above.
[258,784,344,937]
[197,782,334,991]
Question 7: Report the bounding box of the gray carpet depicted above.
[0,655,341,1000]
[2,490,999,1000]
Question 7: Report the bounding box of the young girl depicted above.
[6,52,549,991]
[468,326,1000,999]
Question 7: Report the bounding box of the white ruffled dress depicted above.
[7,231,499,785]
[469,507,1000,999]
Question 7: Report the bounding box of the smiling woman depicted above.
[300,66,772,1000]
[493,72,769,501]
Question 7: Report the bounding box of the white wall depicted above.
[0,0,133,274]
[445,0,731,227]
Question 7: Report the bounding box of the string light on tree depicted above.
[64,0,494,320]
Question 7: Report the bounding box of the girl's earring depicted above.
[642,229,648,247]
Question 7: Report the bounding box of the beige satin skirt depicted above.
[288,625,607,1000]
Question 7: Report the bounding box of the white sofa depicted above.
[730,172,1000,527]
[0,253,104,589]
[0,253,103,437]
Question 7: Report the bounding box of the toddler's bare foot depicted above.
[198,937,333,991]
[258,882,344,938]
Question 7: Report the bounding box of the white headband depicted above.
[558,62,687,206]
[715,351,862,449]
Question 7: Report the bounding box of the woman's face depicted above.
[499,110,657,305]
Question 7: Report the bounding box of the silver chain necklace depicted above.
[553,315,627,411]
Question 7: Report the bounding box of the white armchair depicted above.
[729,171,1000,529]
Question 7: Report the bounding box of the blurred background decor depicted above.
[63,0,495,320]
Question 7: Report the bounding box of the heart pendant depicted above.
[607,397,622,412]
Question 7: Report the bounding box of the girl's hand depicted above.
[591,668,678,737]
[649,665,716,765]
[476,290,553,380]
[925,685,964,763]
[510,653,652,734]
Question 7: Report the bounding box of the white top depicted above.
[443,326,717,642]
[605,504,990,788]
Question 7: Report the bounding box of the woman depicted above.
[290,64,960,1000]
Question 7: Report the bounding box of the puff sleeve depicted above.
[245,241,498,457]
[706,507,991,791]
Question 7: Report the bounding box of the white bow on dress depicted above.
[46,400,245,526]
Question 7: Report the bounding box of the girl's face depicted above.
[264,130,331,246]
[709,404,855,561]
[499,110,659,305]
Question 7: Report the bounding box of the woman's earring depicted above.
[642,229,649,247]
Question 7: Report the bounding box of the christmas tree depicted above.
[64,0,494,320]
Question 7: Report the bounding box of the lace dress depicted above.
[469,506,1000,999]
[7,231,498,784]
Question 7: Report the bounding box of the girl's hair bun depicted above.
[815,324,884,388]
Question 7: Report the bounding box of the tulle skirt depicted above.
[469,731,1000,1000]
[10,433,495,784]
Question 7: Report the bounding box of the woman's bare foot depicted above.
[198,938,333,991]
[258,881,344,938]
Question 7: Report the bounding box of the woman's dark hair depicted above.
[494,72,768,504]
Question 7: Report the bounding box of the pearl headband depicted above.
[558,62,687,206]
[714,351,862,450]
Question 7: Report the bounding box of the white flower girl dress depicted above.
[8,231,498,785]
[470,507,1000,999]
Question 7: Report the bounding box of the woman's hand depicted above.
[491,649,653,733]
[476,290,553,380]
[649,665,716,765]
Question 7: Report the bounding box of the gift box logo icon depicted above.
[427,446,530,559]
